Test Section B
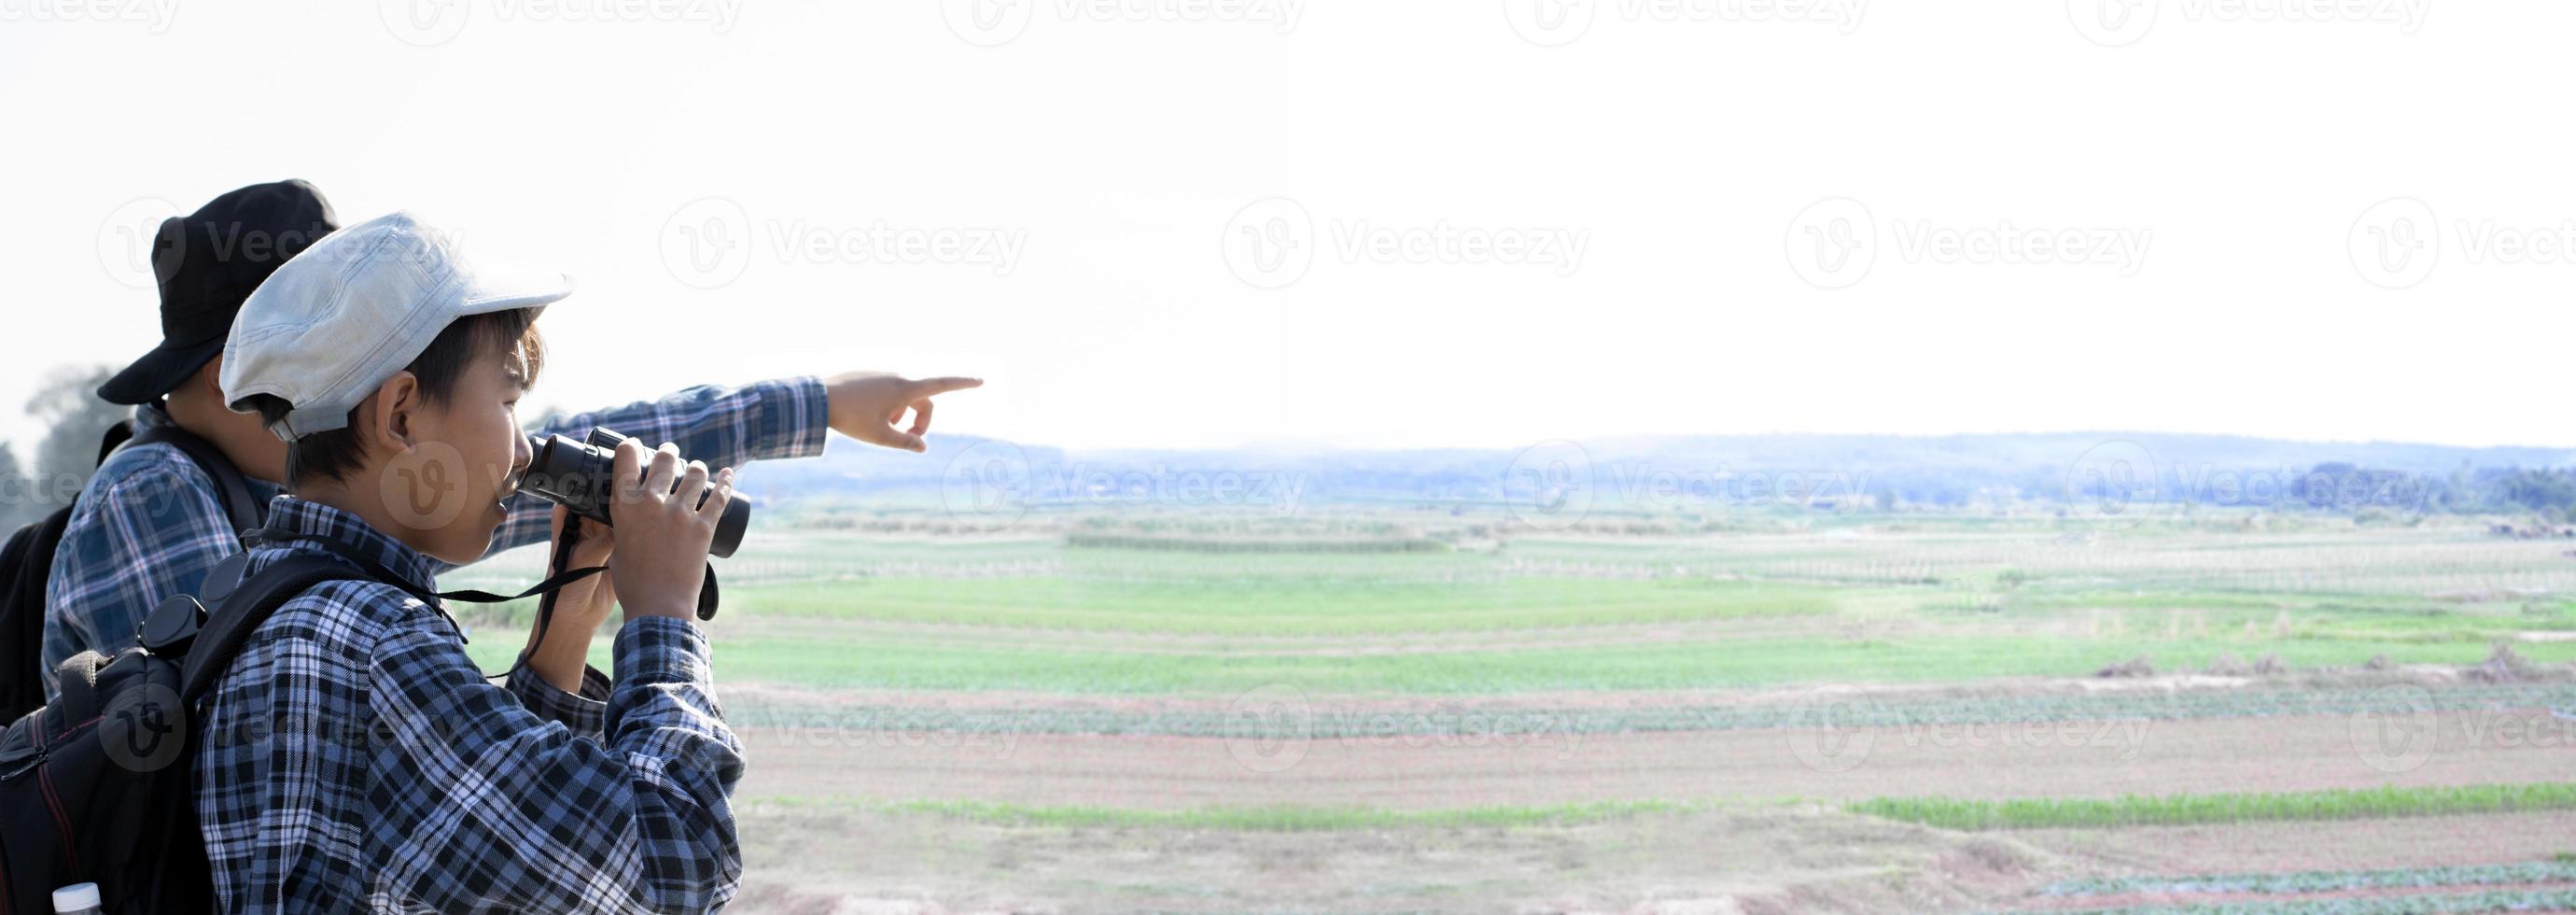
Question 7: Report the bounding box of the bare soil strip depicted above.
[736,712,2576,811]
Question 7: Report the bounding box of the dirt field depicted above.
[734,709,2576,810]
[665,522,2576,912]
[731,805,2042,914]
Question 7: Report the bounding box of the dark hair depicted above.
[244,309,544,488]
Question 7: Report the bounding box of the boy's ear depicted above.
[195,355,225,398]
[358,371,425,456]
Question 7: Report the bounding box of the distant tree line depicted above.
[3,365,130,530]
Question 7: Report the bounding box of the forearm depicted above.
[519,584,608,695]
[471,376,830,565]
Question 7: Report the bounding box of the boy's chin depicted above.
[423,514,507,566]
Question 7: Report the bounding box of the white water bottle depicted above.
[51,882,103,915]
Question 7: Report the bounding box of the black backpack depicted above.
[0,551,357,914]
[0,423,261,723]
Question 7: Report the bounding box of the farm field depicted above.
[445,510,2576,912]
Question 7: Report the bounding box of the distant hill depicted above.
[736,431,2576,514]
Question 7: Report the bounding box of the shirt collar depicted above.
[261,495,444,596]
[133,400,177,430]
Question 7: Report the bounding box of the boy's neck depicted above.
[165,387,292,485]
[295,477,431,557]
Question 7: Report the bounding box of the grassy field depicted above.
[437,508,2576,912]
[1850,782,2576,830]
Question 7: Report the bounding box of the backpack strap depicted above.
[175,554,364,702]
[126,423,262,534]
[96,420,135,467]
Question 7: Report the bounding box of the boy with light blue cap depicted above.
[192,211,974,910]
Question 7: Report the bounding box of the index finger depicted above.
[908,376,984,398]
[613,439,650,500]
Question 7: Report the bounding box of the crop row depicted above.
[2042,859,2576,897]
[741,797,1696,831]
[721,683,2576,739]
[2004,887,2576,915]
[1851,782,2576,831]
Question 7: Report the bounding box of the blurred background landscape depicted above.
[11,1,2576,911]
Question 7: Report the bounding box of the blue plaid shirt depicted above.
[40,378,830,699]
[196,495,744,913]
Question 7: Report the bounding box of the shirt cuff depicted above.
[750,375,831,462]
[613,615,714,687]
[506,659,610,740]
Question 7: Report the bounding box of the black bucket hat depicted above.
[97,179,338,405]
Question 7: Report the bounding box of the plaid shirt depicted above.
[197,495,744,913]
[40,377,830,698]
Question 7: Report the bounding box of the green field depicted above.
[438,510,2576,911]
[455,519,2576,694]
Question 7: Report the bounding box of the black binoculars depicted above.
[521,428,750,558]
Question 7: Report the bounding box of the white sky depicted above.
[1,0,2567,453]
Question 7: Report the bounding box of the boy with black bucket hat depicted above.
[35,179,981,706]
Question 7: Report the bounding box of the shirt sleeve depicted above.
[468,376,831,567]
[364,613,745,912]
[40,453,241,699]
[504,657,612,741]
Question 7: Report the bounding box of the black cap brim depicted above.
[97,336,224,405]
